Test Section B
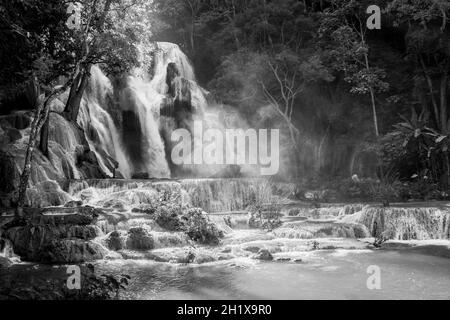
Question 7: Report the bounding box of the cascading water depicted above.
[79,42,215,179]
[79,66,131,178]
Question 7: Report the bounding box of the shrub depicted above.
[154,204,184,231]
[181,208,224,245]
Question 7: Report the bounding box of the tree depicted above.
[63,0,152,123]
[387,0,450,186]
[318,0,389,137]
[8,0,153,213]
[259,49,334,176]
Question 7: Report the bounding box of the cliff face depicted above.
[0,106,106,208]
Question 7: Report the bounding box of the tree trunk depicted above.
[420,57,440,129]
[16,84,70,215]
[39,117,50,158]
[16,99,51,214]
[64,65,90,122]
[440,71,448,133]
[369,87,379,137]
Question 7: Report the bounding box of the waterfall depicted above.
[341,207,450,240]
[75,41,265,180]
[77,42,215,179]
[79,66,131,178]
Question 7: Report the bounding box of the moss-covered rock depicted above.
[126,227,154,250]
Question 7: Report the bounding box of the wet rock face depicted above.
[0,151,19,194]
[0,112,32,130]
[41,240,105,264]
[3,207,104,263]
[166,62,180,97]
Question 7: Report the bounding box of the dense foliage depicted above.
[150,0,450,199]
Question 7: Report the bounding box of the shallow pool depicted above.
[92,249,450,300]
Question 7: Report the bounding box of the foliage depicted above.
[247,181,283,231]
[154,204,185,232]
[70,264,130,300]
[181,208,224,245]
[154,204,224,245]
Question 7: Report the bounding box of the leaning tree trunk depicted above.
[16,84,70,216]
[16,100,51,214]
[64,65,91,122]
[39,117,50,158]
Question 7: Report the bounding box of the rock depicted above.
[25,181,72,208]
[6,128,21,143]
[77,150,98,164]
[166,62,180,96]
[42,240,106,263]
[0,256,13,269]
[101,199,127,212]
[132,205,156,215]
[4,209,103,263]
[243,246,261,254]
[0,151,19,194]
[275,258,291,262]
[193,253,216,264]
[126,227,154,250]
[106,231,125,251]
[288,208,301,217]
[64,200,83,208]
[221,247,232,254]
[0,112,32,130]
[218,254,234,261]
[144,248,196,264]
[66,225,99,240]
[254,249,273,261]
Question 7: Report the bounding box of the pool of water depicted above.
[89,249,450,300]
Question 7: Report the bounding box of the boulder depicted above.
[193,253,216,264]
[4,208,104,263]
[254,249,274,261]
[42,239,106,263]
[0,256,13,269]
[126,227,154,250]
[243,246,261,254]
[106,231,126,251]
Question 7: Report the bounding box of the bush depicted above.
[154,205,224,245]
[181,208,224,245]
[154,204,185,231]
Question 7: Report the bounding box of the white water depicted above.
[79,66,131,178]
[77,42,219,179]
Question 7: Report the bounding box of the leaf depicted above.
[436,136,447,143]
